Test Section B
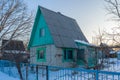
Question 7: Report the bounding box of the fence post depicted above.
[36,65,38,80]
[96,70,99,80]
[46,66,49,80]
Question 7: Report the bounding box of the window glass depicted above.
[40,28,45,37]
[63,49,73,61]
[36,48,46,62]
[67,50,73,59]
[38,50,44,59]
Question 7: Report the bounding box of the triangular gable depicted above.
[28,6,54,49]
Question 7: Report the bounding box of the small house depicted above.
[2,39,25,54]
[1,40,29,63]
[28,6,97,68]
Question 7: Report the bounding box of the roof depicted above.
[75,40,97,47]
[39,6,88,48]
[2,40,25,51]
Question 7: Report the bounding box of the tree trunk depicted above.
[16,62,23,80]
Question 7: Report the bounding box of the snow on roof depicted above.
[74,40,96,47]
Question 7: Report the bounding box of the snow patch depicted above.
[0,71,19,80]
[74,40,96,46]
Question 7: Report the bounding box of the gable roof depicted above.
[28,6,88,49]
[40,6,88,48]
[2,40,25,51]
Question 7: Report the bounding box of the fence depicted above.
[48,66,120,80]
[0,60,48,80]
[0,60,120,80]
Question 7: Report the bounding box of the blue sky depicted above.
[24,0,117,43]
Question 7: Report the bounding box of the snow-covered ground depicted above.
[102,58,120,72]
[0,71,19,80]
[0,58,120,80]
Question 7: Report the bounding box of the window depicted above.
[38,50,44,59]
[36,48,46,62]
[67,50,73,59]
[63,49,74,61]
[39,28,45,37]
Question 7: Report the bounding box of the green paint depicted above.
[77,49,85,65]
[76,42,97,67]
[36,47,46,62]
[77,60,85,65]
[75,42,89,47]
[62,48,74,62]
[28,6,54,49]
[32,13,53,46]
[87,48,96,67]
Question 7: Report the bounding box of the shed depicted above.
[1,40,29,63]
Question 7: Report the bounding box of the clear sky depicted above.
[24,0,117,43]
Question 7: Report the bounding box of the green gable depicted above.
[28,6,54,49]
[28,6,89,49]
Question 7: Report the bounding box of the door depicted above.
[77,49,85,65]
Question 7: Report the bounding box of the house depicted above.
[1,40,29,63]
[2,39,25,54]
[28,6,97,68]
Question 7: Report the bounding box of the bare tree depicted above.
[105,0,120,20]
[93,0,120,45]
[104,0,120,45]
[0,0,33,80]
[2,40,29,80]
[0,0,33,50]
[92,28,110,45]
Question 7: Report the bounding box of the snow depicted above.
[0,71,19,80]
[74,40,96,46]
[0,58,120,80]
[0,66,46,80]
[102,58,120,72]
[117,51,120,54]
[109,51,116,54]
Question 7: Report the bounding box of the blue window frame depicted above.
[36,47,46,62]
[63,48,74,62]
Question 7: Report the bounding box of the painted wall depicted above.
[28,8,54,48]
[76,43,97,68]
[87,47,97,67]
[30,44,97,68]
[30,45,78,67]
[32,14,53,46]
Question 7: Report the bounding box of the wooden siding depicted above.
[76,43,96,67]
[28,7,54,49]
[30,45,77,67]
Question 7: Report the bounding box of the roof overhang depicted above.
[74,40,97,47]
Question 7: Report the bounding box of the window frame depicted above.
[63,48,74,62]
[36,47,46,62]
